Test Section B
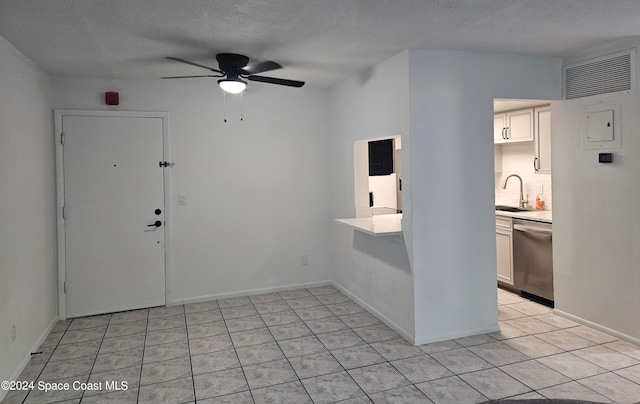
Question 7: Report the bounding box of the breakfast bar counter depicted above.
[335,213,402,236]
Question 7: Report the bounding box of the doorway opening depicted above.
[493,98,554,305]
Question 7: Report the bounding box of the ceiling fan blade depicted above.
[161,75,220,79]
[241,60,282,75]
[166,57,224,74]
[247,75,305,87]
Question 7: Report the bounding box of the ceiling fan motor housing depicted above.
[217,53,250,70]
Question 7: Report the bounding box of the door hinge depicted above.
[63,281,67,294]
[62,206,66,219]
[61,132,65,145]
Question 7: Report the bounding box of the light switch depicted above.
[178,193,187,205]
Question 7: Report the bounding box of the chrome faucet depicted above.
[502,174,528,209]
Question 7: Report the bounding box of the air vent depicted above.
[564,50,635,99]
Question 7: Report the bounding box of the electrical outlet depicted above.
[11,324,16,342]
[300,255,308,266]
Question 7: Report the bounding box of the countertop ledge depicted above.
[496,209,552,223]
[335,214,402,236]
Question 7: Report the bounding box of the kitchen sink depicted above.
[495,205,528,212]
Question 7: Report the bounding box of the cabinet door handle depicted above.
[504,127,509,139]
[534,157,539,172]
[502,127,506,140]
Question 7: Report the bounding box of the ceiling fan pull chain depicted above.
[223,91,228,123]
[240,92,244,122]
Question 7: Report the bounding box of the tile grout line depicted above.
[41,317,107,403]
[496,292,637,403]
[77,314,111,403]
[246,289,373,402]
[20,320,71,403]
[313,292,377,402]
[325,325,392,401]
[219,299,257,404]
[182,304,197,404]
[285,290,412,402]
[257,292,316,403]
[135,309,150,404]
[300,291,371,401]
[136,308,198,401]
[421,347,494,401]
[316,291,458,402]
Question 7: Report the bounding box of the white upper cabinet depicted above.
[494,108,534,144]
[534,106,551,174]
[507,108,534,142]
[494,112,507,143]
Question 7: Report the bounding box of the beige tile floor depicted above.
[2,286,640,403]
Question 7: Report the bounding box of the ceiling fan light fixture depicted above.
[218,78,247,94]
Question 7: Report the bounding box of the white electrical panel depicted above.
[586,110,614,142]
[582,102,621,150]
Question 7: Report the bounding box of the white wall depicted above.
[0,35,57,390]
[52,78,333,303]
[328,49,562,343]
[408,49,562,343]
[329,51,415,338]
[553,43,640,342]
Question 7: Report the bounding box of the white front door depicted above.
[62,114,166,318]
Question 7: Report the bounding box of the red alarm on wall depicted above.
[105,92,119,105]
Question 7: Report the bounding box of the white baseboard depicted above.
[553,309,640,346]
[414,324,501,346]
[169,280,333,306]
[0,316,58,402]
[331,282,417,344]
[331,282,500,346]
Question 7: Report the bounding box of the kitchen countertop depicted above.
[496,209,552,224]
[336,210,551,236]
[335,214,402,236]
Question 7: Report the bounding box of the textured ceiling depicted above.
[0,0,639,88]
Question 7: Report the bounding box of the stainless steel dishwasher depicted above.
[512,219,553,302]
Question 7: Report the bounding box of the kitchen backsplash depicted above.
[495,142,552,210]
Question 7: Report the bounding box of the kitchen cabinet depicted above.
[496,216,514,285]
[534,106,551,173]
[494,113,507,143]
[494,108,534,144]
[369,139,394,176]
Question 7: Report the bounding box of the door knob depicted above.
[148,221,162,228]
[154,209,162,215]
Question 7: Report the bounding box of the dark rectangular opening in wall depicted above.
[368,139,393,176]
